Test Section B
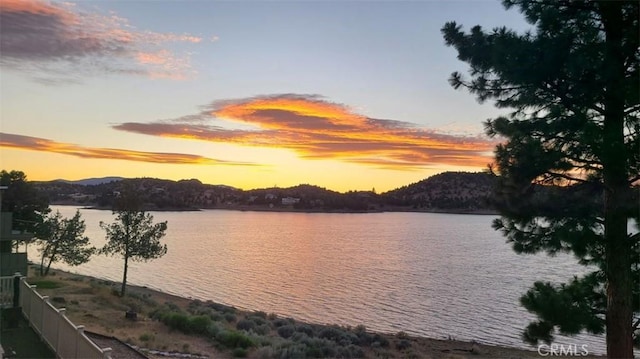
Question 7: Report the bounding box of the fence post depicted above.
[56,308,65,353]
[76,325,85,358]
[12,272,21,308]
[40,296,49,336]
[102,347,112,358]
[28,284,37,320]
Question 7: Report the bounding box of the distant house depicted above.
[265,193,277,200]
[0,212,32,276]
[281,197,300,205]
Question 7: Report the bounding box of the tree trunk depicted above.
[121,213,130,297]
[600,2,633,358]
[45,252,56,276]
[39,248,46,276]
[120,253,128,297]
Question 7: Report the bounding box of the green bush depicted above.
[273,343,308,359]
[224,313,237,323]
[188,315,212,334]
[296,324,314,337]
[254,324,271,336]
[153,308,212,335]
[252,311,267,319]
[371,334,390,348]
[318,326,341,341]
[206,301,237,314]
[31,280,61,289]
[206,322,222,337]
[272,318,292,328]
[301,338,337,358]
[236,319,256,332]
[247,315,268,326]
[216,330,254,349]
[166,312,190,332]
[232,348,248,358]
[277,325,296,339]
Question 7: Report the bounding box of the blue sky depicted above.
[0,0,531,191]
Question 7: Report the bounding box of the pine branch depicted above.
[544,171,597,185]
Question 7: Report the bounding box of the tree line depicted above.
[1,170,168,297]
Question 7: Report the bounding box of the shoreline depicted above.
[26,266,604,359]
[55,202,499,215]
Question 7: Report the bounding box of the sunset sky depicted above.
[0,0,531,192]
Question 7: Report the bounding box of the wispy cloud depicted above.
[113,94,496,170]
[0,0,208,81]
[0,133,257,166]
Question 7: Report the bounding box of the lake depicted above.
[31,206,606,354]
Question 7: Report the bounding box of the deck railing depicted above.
[19,277,112,358]
[0,275,16,308]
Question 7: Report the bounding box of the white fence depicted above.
[0,275,15,308]
[19,278,112,359]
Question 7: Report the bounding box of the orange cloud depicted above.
[113,94,496,169]
[0,133,257,166]
[0,0,206,81]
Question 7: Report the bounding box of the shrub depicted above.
[277,325,296,339]
[345,345,365,358]
[291,332,309,342]
[396,339,411,350]
[296,324,314,337]
[166,312,190,332]
[371,334,390,348]
[232,348,248,358]
[247,315,267,326]
[254,324,271,336]
[206,322,222,337]
[253,311,267,319]
[206,301,237,314]
[273,343,308,359]
[236,319,256,332]
[217,330,254,349]
[255,347,275,359]
[318,326,357,345]
[209,312,224,321]
[272,318,291,328]
[302,338,337,358]
[224,313,237,323]
[188,315,212,334]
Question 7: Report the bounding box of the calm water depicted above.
[32,206,606,354]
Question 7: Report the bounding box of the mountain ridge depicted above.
[34,171,498,213]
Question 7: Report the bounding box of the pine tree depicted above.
[37,210,95,276]
[100,186,167,297]
[442,1,639,357]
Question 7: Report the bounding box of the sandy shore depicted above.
[26,266,603,359]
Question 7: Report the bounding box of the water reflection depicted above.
[34,206,606,354]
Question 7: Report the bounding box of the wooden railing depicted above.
[19,278,112,358]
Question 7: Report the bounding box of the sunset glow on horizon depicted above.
[0,0,528,192]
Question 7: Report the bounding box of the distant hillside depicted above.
[33,172,497,213]
[52,177,124,186]
[381,172,497,212]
